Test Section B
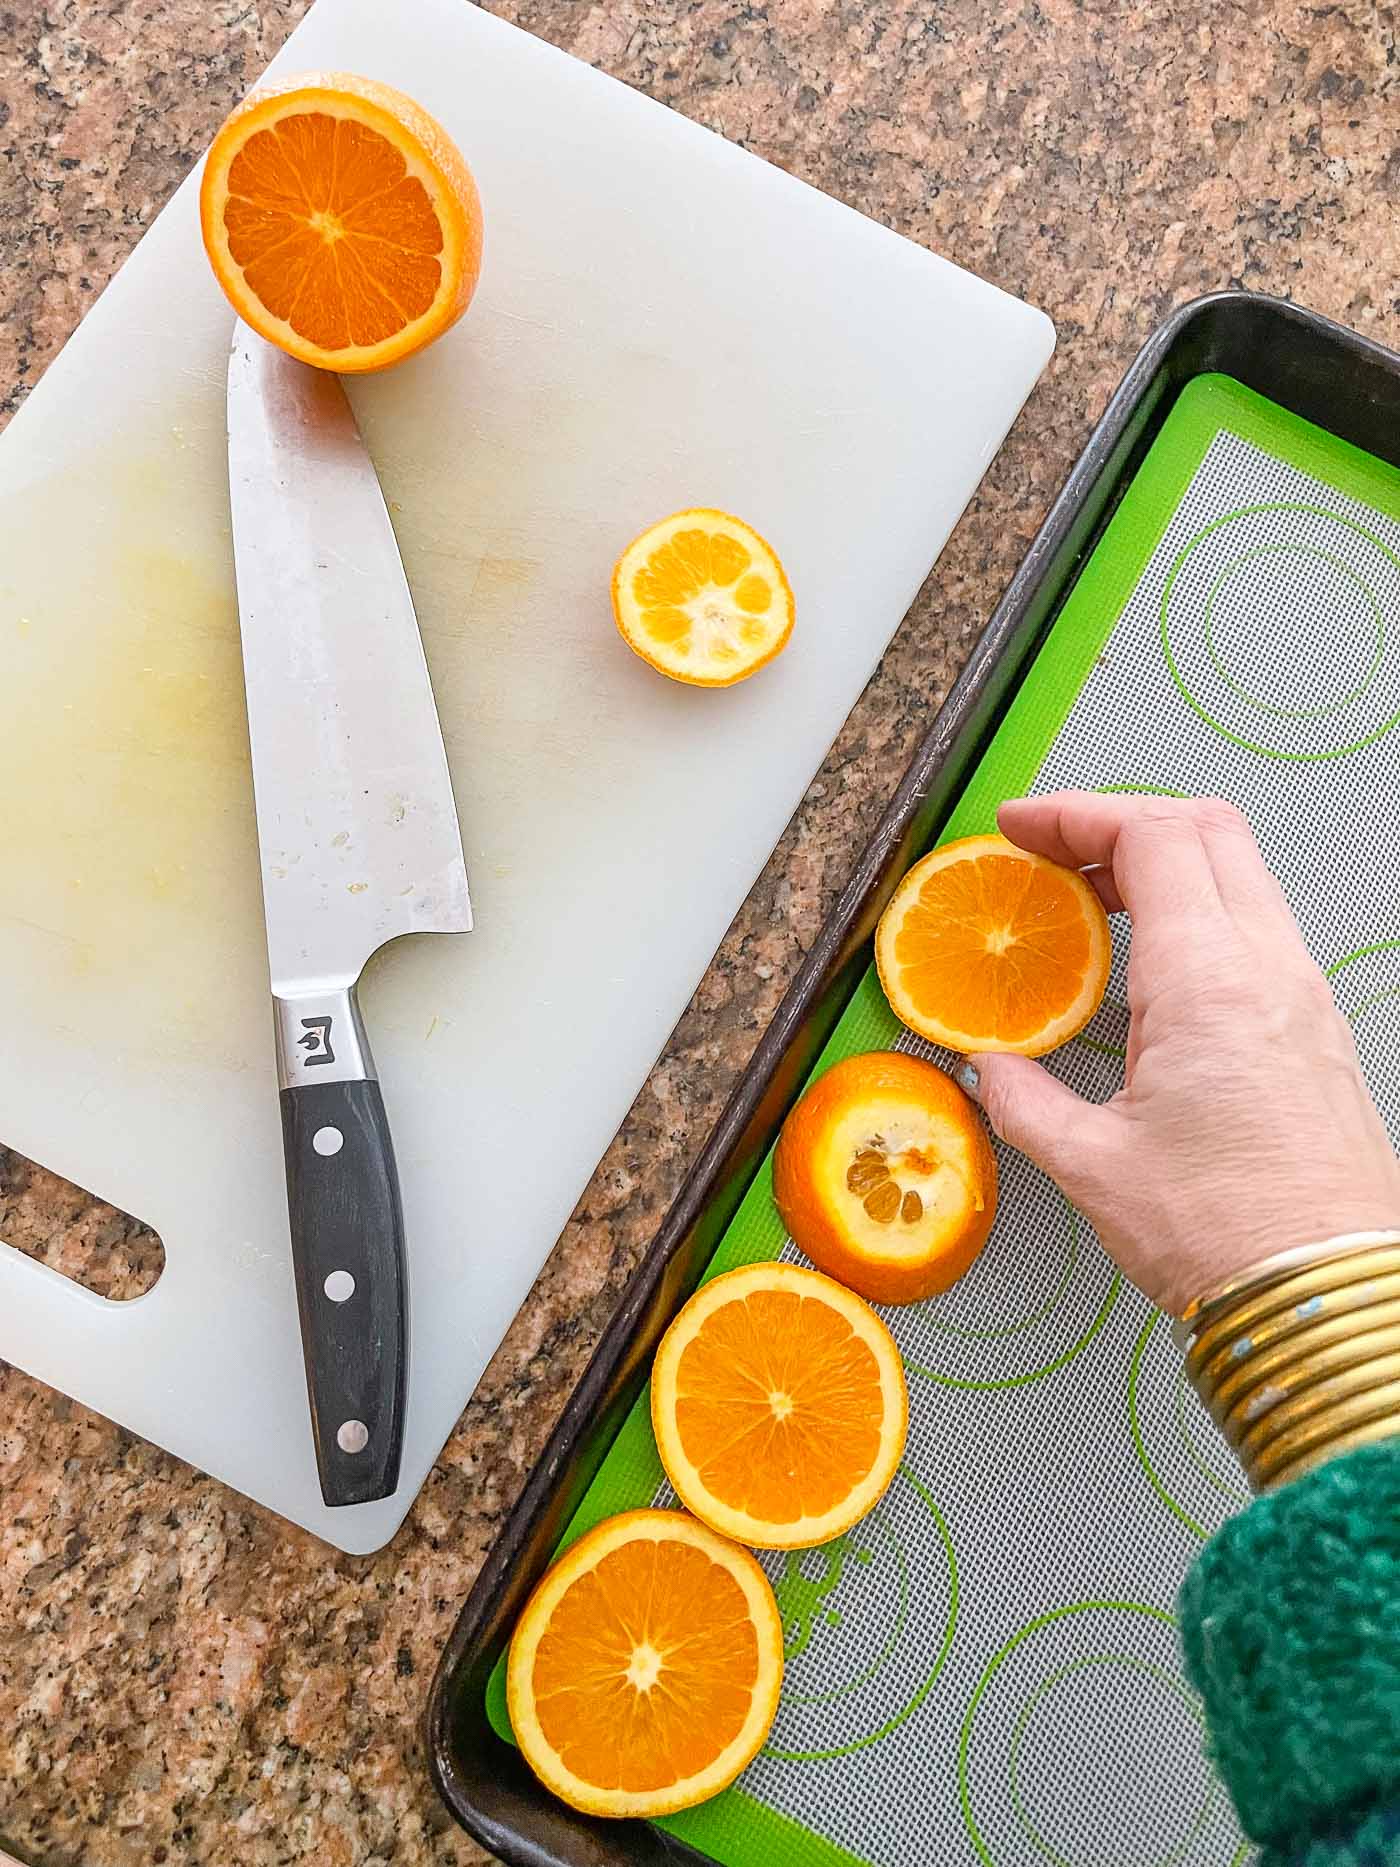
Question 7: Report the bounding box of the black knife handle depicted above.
[280,1077,407,1507]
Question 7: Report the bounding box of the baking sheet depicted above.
[487,373,1400,1865]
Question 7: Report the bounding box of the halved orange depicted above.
[612,509,795,686]
[774,1051,997,1304]
[507,1509,784,1818]
[875,832,1111,1056]
[200,72,483,373]
[651,1262,907,1549]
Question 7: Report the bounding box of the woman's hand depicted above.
[963,791,1400,1315]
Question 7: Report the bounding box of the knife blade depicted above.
[226,325,470,1508]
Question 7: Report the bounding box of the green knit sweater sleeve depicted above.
[1177,1440,1400,1867]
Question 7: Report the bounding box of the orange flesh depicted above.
[893,852,1093,1041]
[631,528,772,654]
[531,1538,760,1792]
[673,1288,885,1527]
[223,113,443,349]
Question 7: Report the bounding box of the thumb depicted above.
[957,1051,1115,1198]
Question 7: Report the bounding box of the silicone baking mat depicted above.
[487,374,1400,1864]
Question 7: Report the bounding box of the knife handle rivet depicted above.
[337,1419,370,1455]
[323,1270,356,1303]
[312,1125,345,1157]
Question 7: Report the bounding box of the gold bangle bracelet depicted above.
[1186,1248,1400,1373]
[1230,1347,1400,1460]
[1182,1230,1400,1325]
[1250,1375,1400,1488]
[1184,1231,1400,1491]
[1263,1414,1400,1490]
[1202,1300,1400,1437]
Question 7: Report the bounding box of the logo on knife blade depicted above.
[298,1017,336,1067]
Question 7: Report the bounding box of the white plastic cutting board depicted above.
[0,0,1052,1551]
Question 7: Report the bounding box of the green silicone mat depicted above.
[486,375,1400,1865]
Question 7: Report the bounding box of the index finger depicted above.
[996,791,1229,933]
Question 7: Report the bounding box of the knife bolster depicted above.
[274,984,373,1090]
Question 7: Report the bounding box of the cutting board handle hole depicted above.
[0,1145,164,1301]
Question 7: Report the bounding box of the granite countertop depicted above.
[0,1,1392,1861]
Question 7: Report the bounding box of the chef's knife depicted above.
[226,326,471,1507]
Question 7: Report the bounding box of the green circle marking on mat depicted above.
[1130,1314,1214,1541]
[1201,543,1385,720]
[1325,938,1400,1005]
[959,1601,1249,1867]
[1129,1313,1249,1538]
[763,1466,957,1762]
[1074,1030,1128,1060]
[1326,938,1400,981]
[1159,502,1400,762]
[905,1255,1121,1392]
[920,1198,1080,1343]
[1074,1000,1128,1064]
[1347,985,1400,1024]
[1007,1654,1217,1867]
[1172,1358,1250,1507]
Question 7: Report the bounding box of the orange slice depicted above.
[773,1051,998,1304]
[875,832,1111,1056]
[200,72,483,373]
[612,509,795,686]
[507,1509,784,1818]
[651,1262,907,1549]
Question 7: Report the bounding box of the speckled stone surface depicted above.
[2,1,1398,1861]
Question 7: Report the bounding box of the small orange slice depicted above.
[612,509,795,686]
[875,832,1111,1056]
[651,1262,907,1549]
[200,72,483,373]
[507,1509,784,1818]
[774,1051,998,1304]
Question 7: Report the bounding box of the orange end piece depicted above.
[774,1049,998,1305]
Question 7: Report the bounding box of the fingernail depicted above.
[954,1060,981,1100]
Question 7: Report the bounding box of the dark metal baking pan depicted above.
[425,291,1400,1866]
